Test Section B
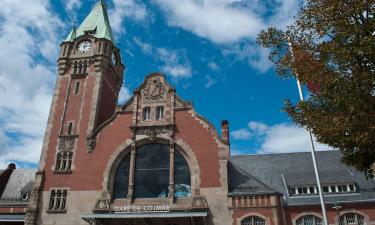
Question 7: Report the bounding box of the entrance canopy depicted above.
[81,211,208,225]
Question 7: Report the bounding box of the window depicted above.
[241,216,265,225]
[67,122,73,135]
[174,150,191,197]
[134,144,170,198]
[289,183,357,196]
[113,154,130,199]
[339,213,365,225]
[156,106,164,120]
[113,144,191,200]
[143,107,151,121]
[21,193,29,201]
[74,82,80,95]
[48,189,68,212]
[55,151,73,172]
[296,215,322,225]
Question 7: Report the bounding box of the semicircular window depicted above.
[113,143,192,199]
[174,150,191,197]
[134,144,170,198]
[296,215,322,225]
[113,153,130,199]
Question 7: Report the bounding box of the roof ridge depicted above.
[231,150,338,157]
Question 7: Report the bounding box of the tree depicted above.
[257,0,375,176]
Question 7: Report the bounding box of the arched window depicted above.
[241,216,265,225]
[339,213,365,225]
[113,153,130,199]
[174,150,191,197]
[296,215,322,225]
[113,143,191,199]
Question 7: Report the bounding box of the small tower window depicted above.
[156,106,164,120]
[74,82,80,95]
[143,107,151,121]
[67,122,73,135]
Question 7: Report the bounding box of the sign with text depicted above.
[112,205,170,213]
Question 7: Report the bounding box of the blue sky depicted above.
[0,0,331,168]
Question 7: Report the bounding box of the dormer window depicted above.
[84,27,97,35]
[289,183,357,196]
[21,193,29,201]
[143,107,151,121]
[156,106,164,120]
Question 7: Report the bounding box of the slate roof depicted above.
[0,169,37,205]
[229,150,375,206]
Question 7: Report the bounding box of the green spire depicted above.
[64,0,115,43]
[65,24,77,42]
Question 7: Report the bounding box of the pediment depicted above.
[140,73,171,105]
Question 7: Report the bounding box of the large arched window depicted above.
[113,143,191,199]
[296,215,322,225]
[241,216,265,225]
[339,213,365,225]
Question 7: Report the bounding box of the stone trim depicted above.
[39,75,63,170]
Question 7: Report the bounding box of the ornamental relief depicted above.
[141,77,167,104]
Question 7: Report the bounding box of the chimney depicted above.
[221,120,230,145]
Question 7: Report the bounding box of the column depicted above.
[168,140,175,203]
[127,144,136,201]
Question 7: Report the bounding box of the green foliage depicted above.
[257,0,375,176]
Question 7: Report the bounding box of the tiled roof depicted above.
[0,169,36,204]
[229,150,375,205]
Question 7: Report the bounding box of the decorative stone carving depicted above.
[141,77,167,103]
[87,137,97,152]
[93,199,111,212]
[192,196,208,209]
[58,136,76,151]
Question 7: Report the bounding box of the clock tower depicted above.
[25,1,124,224]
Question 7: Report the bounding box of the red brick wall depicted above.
[96,72,118,128]
[43,113,132,190]
[175,110,222,188]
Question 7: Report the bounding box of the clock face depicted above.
[77,40,92,53]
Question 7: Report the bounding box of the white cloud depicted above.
[109,0,147,34]
[233,121,333,154]
[222,43,272,73]
[134,37,192,79]
[0,0,63,167]
[64,0,82,12]
[205,75,216,88]
[153,0,300,73]
[118,86,132,104]
[154,0,264,43]
[231,128,252,140]
[208,62,220,71]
